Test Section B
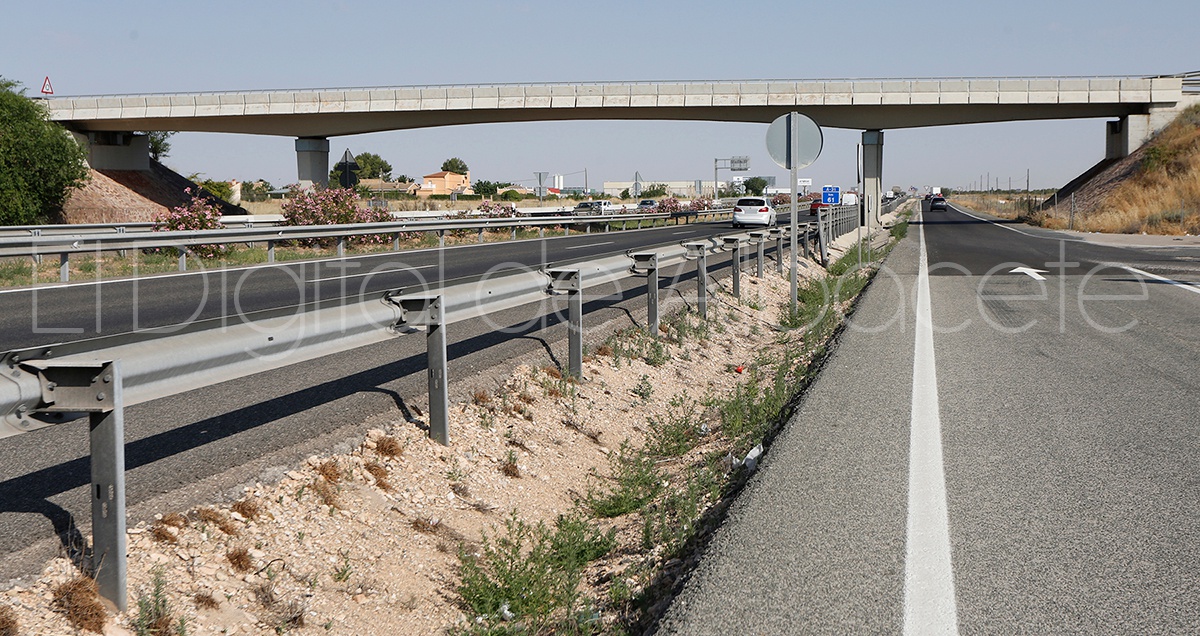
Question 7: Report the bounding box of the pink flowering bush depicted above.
[281,187,401,247]
[771,193,793,207]
[153,188,227,259]
[656,197,682,216]
[475,201,519,218]
[688,196,714,212]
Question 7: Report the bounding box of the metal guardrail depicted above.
[0,214,819,610]
[1,209,732,281]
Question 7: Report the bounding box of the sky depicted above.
[2,0,1196,194]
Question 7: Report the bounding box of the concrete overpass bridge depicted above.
[46,75,1197,223]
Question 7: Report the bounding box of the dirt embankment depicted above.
[956,104,1200,235]
[62,160,245,224]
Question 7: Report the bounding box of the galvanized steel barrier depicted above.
[0,215,818,609]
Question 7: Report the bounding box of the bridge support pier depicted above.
[296,138,330,188]
[862,130,883,228]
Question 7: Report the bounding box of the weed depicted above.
[631,375,653,401]
[500,451,521,478]
[193,592,219,610]
[594,344,613,357]
[411,518,439,535]
[541,365,562,380]
[195,508,239,536]
[311,479,340,509]
[315,460,342,483]
[890,220,909,240]
[583,441,664,518]
[0,605,15,636]
[332,553,353,583]
[641,468,716,558]
[133,568,186,636]
[445,460,469,484]
[455,512,611,632]
[645,394,703,458]
[253,580,277,608]
[375,435,403,458]
[53,576,107,633]
[749,323,762,336]
[451,482,472,498]
[230,498,260,521]
[227,547,254,573]
[364,461,392,491]
[159,513,188,528]
[645,339,671,366]
[150,524,178,544]
[271,599,306,632]
[517,390,536,405]
[471,389,492,406]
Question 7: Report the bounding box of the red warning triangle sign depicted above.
[41,77,54,95]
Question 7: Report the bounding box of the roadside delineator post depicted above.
[386,295,450,445]
[685,242,708,320]
[548,269,583,379]
[631,252,659,336]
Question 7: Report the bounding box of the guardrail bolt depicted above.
[96,392,106,401]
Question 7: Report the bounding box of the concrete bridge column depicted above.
[296,137,330,188]
[862,130,883,227]
[1106,102,1192,159]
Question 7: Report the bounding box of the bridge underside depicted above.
[61,103,1154,137]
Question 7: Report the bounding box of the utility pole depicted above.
[1026,168,1030,192]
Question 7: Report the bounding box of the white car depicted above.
[732,197,776,228]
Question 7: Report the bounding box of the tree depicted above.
[143,131,175,161]
[744,177,768,196]
[198,179,233,202]
[641,183,668,198]
[473,180,499,196]
[620,188,631,200]
[354,152,392,180]
[441,157,469,174]
[0,78,90,225]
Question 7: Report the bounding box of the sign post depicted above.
[766,112,822,311]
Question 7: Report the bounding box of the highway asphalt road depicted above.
[657,204,1200,633]
[0,212,813,581]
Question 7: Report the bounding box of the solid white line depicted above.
[904,211,959,635]
[564,241,614,250]
[672,230,697,235]
[950,205,1199,250]
[1118,265,1200,296]
[306,264,436,283]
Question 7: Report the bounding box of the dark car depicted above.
[929,196,948,211]
[636,199,657,211]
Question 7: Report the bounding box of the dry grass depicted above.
[226,547,254,573]
[0,604,17,636]
[230,498,261,521]
[159,513,188,528]
[271,599,307,631]
[193,592,220,610]
[541,365,562,380]
[364,461,392,491]
[312,479,340,508]
[52,576,107,633]
[500,462,521,478]
[195,508,240,536]
[315,459,343,483]
[149,524,178,544]
[517,390,536,405]
[471,389,492,406]
[594,343,614,357]
[375,435,403,458]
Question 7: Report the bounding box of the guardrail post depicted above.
[386,295,451,445]
[511,227,517,241]
[31,229,42,265]
[393,233,401,251]
[337,237,346,257]
[723,236,742,298]
[178,248,187,272]
[439,230,446,247]
[539,226,545,238]
[750,231,766,278]
[477,228,484,244]
[549,269,583,379]
[632,253,659,336]
[563,223,570,237]
[267,240,276,263]
[60,253,69,282]
[817,209,829,268]
[769,228,784,276]
[17,360,127,611]
[585,223,592,234]
[685,242,708,320]
[117,226,127,258]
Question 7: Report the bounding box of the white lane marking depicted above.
[905,210,960,635]
[950,205,1200,250]
[1118,265,1200,296]
[306,264,437,283]
[672,230,697,235]
[0,283,69,295]
[1010,266,1048,280]
[564,241,614,250]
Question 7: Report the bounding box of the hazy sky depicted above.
[3,0,1195,193]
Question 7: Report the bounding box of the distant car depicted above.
[572,201,616,215]
[732,197,776,228]
[929,196,948,211]
[636,199,657,211]
[809,199,830,214]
